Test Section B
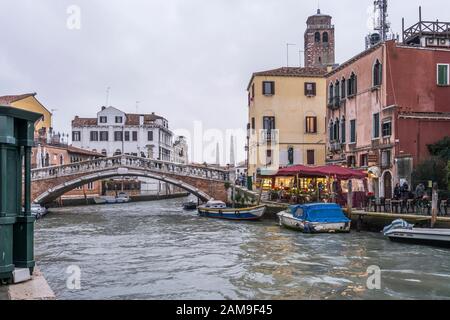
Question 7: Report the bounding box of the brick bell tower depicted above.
[304,9,335,67]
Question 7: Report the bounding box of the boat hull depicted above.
[198,205,266,221]
[278,212,351,234]
[385,228,450,248]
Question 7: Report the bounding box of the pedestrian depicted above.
[401,182,409,200]
[415,183,425,199]
[394,183,401,200]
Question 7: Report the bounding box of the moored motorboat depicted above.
[116,192,131,203]
[104,196,117,204]
[383,219,450,248]
[30,203,48,219]
[277,203,351,234]
[198,200,266,221]
[93,197,107,205]
[183,200,198,210]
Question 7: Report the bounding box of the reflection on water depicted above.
[35,198,450,300]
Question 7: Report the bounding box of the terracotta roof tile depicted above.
[72,112,165,127]
[248,67,327,90]
[253,67,327,78]
[125,113,164,126]
[0,93,37,106]
[72,117,97,127]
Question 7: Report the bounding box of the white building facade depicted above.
[172,136,189,165]
[71,107,173,161]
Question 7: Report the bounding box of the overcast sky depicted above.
[1,0,449,163]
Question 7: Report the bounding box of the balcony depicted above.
[327,97,344,110]
[260,130,279,143]
[329,141,344,153]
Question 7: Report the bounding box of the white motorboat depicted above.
[93,197,107,205]
[31,203,48,219]
[383,219,450,248]
[116,192,131,203]
[103,196,117,204]
[277,203,351,234]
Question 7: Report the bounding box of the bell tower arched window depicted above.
[323,32,329,43]
[315,32,321,42]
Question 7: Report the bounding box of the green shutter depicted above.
[438,65,448,85]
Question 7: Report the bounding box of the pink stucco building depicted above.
[326,24,450,198]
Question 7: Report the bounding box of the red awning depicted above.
[276,165,367,180]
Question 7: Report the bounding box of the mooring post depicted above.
[347,180,353,218]
[431,182,438,228]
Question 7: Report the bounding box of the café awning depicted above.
[276,165,367,180]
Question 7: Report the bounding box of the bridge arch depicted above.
[34,168,214,205]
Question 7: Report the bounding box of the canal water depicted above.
[35,198,450,300]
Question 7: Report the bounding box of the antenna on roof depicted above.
[105,87,111,107]
[286,43,296,67]
[136,101,140,113]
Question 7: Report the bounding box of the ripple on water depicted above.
[35,198,450,300]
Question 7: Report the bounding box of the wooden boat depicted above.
[198,200,266,221]
[93,197,107,205]
[383,219,450,248]
[277,203,351,234]
[183,200,198,210]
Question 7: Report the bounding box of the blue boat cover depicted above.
[290,203,350,224]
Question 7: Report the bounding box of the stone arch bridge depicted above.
[31,155,230,205]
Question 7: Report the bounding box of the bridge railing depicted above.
[31,155,230,182]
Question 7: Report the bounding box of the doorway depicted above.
[383,171,393,199]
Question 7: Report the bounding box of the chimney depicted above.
[101,106,106,111]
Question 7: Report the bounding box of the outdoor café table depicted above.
[390,200,403,213]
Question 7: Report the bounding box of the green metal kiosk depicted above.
[0,106,42,283]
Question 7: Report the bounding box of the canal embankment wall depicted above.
[0,267,55,300]
[47,192,190,208]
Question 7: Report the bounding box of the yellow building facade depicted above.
[0,93,52,132]
[246,67,328,183]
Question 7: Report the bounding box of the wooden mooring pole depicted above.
[431,182,438,228]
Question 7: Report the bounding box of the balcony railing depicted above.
[404,21,450,43]
[260,130,279,143]
[327,96,344,110]
[329,141,344,153]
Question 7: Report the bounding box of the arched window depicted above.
[334,118,340,142]
[341,77,346,99]
[101,149,107,156]
[334,80,340,101]
[341,116,346,143]
[59,154,64,165]
[114,149,122,156]
[328,83,334,105]
[329,120,334,141]
[315,32,321,42]
[373,59,382,86]
[323,32,329,43]
[348,72,357,96]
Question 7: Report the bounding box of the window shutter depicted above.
[271,82,275,95]
[312,83,316,96]
[304,82,308,96]
[438,65,448,85]
[313,117,317,133]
